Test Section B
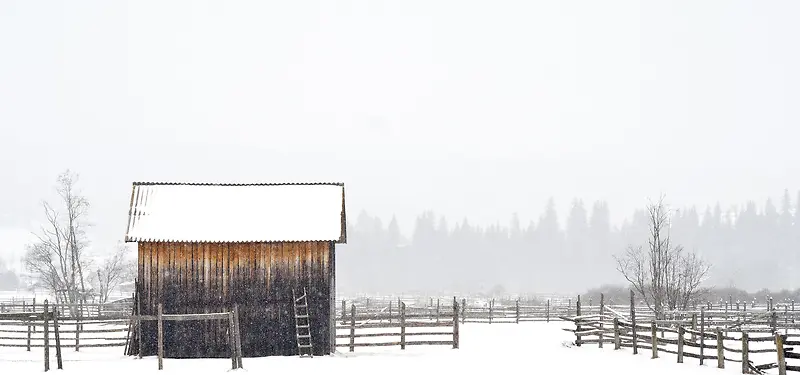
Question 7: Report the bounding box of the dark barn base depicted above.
[130,298,331,358]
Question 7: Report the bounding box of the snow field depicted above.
[1,320,787,375]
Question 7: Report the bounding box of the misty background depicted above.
[2,1,799,296]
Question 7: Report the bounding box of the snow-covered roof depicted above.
[124,182,347,243]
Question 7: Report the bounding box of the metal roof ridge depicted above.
[131,181,345,187]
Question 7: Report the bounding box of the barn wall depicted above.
[134,241,333,358]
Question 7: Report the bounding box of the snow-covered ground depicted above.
[1,321,777,374]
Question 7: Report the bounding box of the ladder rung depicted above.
[297,334,311,338]
[297,325,309,328]
[298,344,313,348]
[296,315,309,319]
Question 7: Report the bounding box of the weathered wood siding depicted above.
[133,241,334,358]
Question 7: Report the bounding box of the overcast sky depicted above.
[1,1,799,269]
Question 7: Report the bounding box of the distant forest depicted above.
[336,190,800,296]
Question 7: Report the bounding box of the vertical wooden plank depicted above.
[26,318,31,351]
[651,321,658,359]
[328,241,336,354]
[158,303,164,370]
[677,325,684,363]
[546,299,550,323]
[631,290,638,355]
[234,304,243,368]
[776,333,786,375]
[143,242,153,359]
[203,242,210,354]
[75,299,81,352]
[222,243,228,314]
[44,299,50,372]
[576,295,581,347]
[400,302,406,350]
[716,328,724,368]
[53,307,62,370]
[700,307,705,365]
[137,281,143,359]
[462,298,466,324]
[742,332,749,374]
[613,318,620,350]
[453,297,459,349]
[599,293,605,348]
[228,312,236,370]
[349,304,356,352]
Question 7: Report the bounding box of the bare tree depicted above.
[23,170,92,312]
[614,195,711,317]
[91,243,136,304]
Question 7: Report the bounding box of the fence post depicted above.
[349,304,356,352]
[389,301,393,323]
[461,298,466,324]
[630,290,637,355]
[700,307,705,365]
[489,299,494,324]
[137,290,143,359]
[228,311,236,370]
[400,302,406,350]
[677,325,684,363]
[436,299,440,323]
[546,299,550,323]
[785,304,789,326]
[43,299,50,372]
[691,313,697,342]
[742,331,749,374]
[27,318,31,351]
[772,309,778,334]
[52,307,63,370]
[576,295,582,347]
[33,298,37,329]
[651,321,658,359]
[613,318,620,350]
[599,293,604,348]
[157,303,163,370]
[75,313,80,352]
[776,332,786,375]
[716,328,724,369]
[515,299,520,324]
[233,304,243,369]
[341,300,346,324]
[453,297,459,349]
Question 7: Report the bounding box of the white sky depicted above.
[1,1,799,265]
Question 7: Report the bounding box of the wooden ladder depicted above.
[293,288,313,358]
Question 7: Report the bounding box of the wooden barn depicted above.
[124,181,346,358]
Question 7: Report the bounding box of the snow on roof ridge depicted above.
[132,181,345,186]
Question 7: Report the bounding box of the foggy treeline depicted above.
[337,190,800,296]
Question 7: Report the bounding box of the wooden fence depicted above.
[336,297,575,324]
[563,292,800,375]
[129,303,243,371]
[336,298,459,351]
[0,300,64,372]
[0,300,132,319]
[0,300,131,352]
